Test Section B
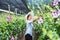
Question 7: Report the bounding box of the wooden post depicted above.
[8,5,10,15]
[15,8,17,15]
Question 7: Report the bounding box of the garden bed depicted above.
[0,12,60,40]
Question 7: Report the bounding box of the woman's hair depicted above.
[27,14,31,20]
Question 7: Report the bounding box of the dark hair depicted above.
[27,14,31,20]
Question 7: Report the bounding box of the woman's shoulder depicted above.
[26,20,33,23]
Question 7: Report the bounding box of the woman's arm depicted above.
[32,17,39,22]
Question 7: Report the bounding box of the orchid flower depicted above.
[38,18,44,24]
[52,0,58,7]
[51,11,58,18]
[6,16,12,22]
[10,36,14,40]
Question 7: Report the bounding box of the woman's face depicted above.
[28,15,32,20]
